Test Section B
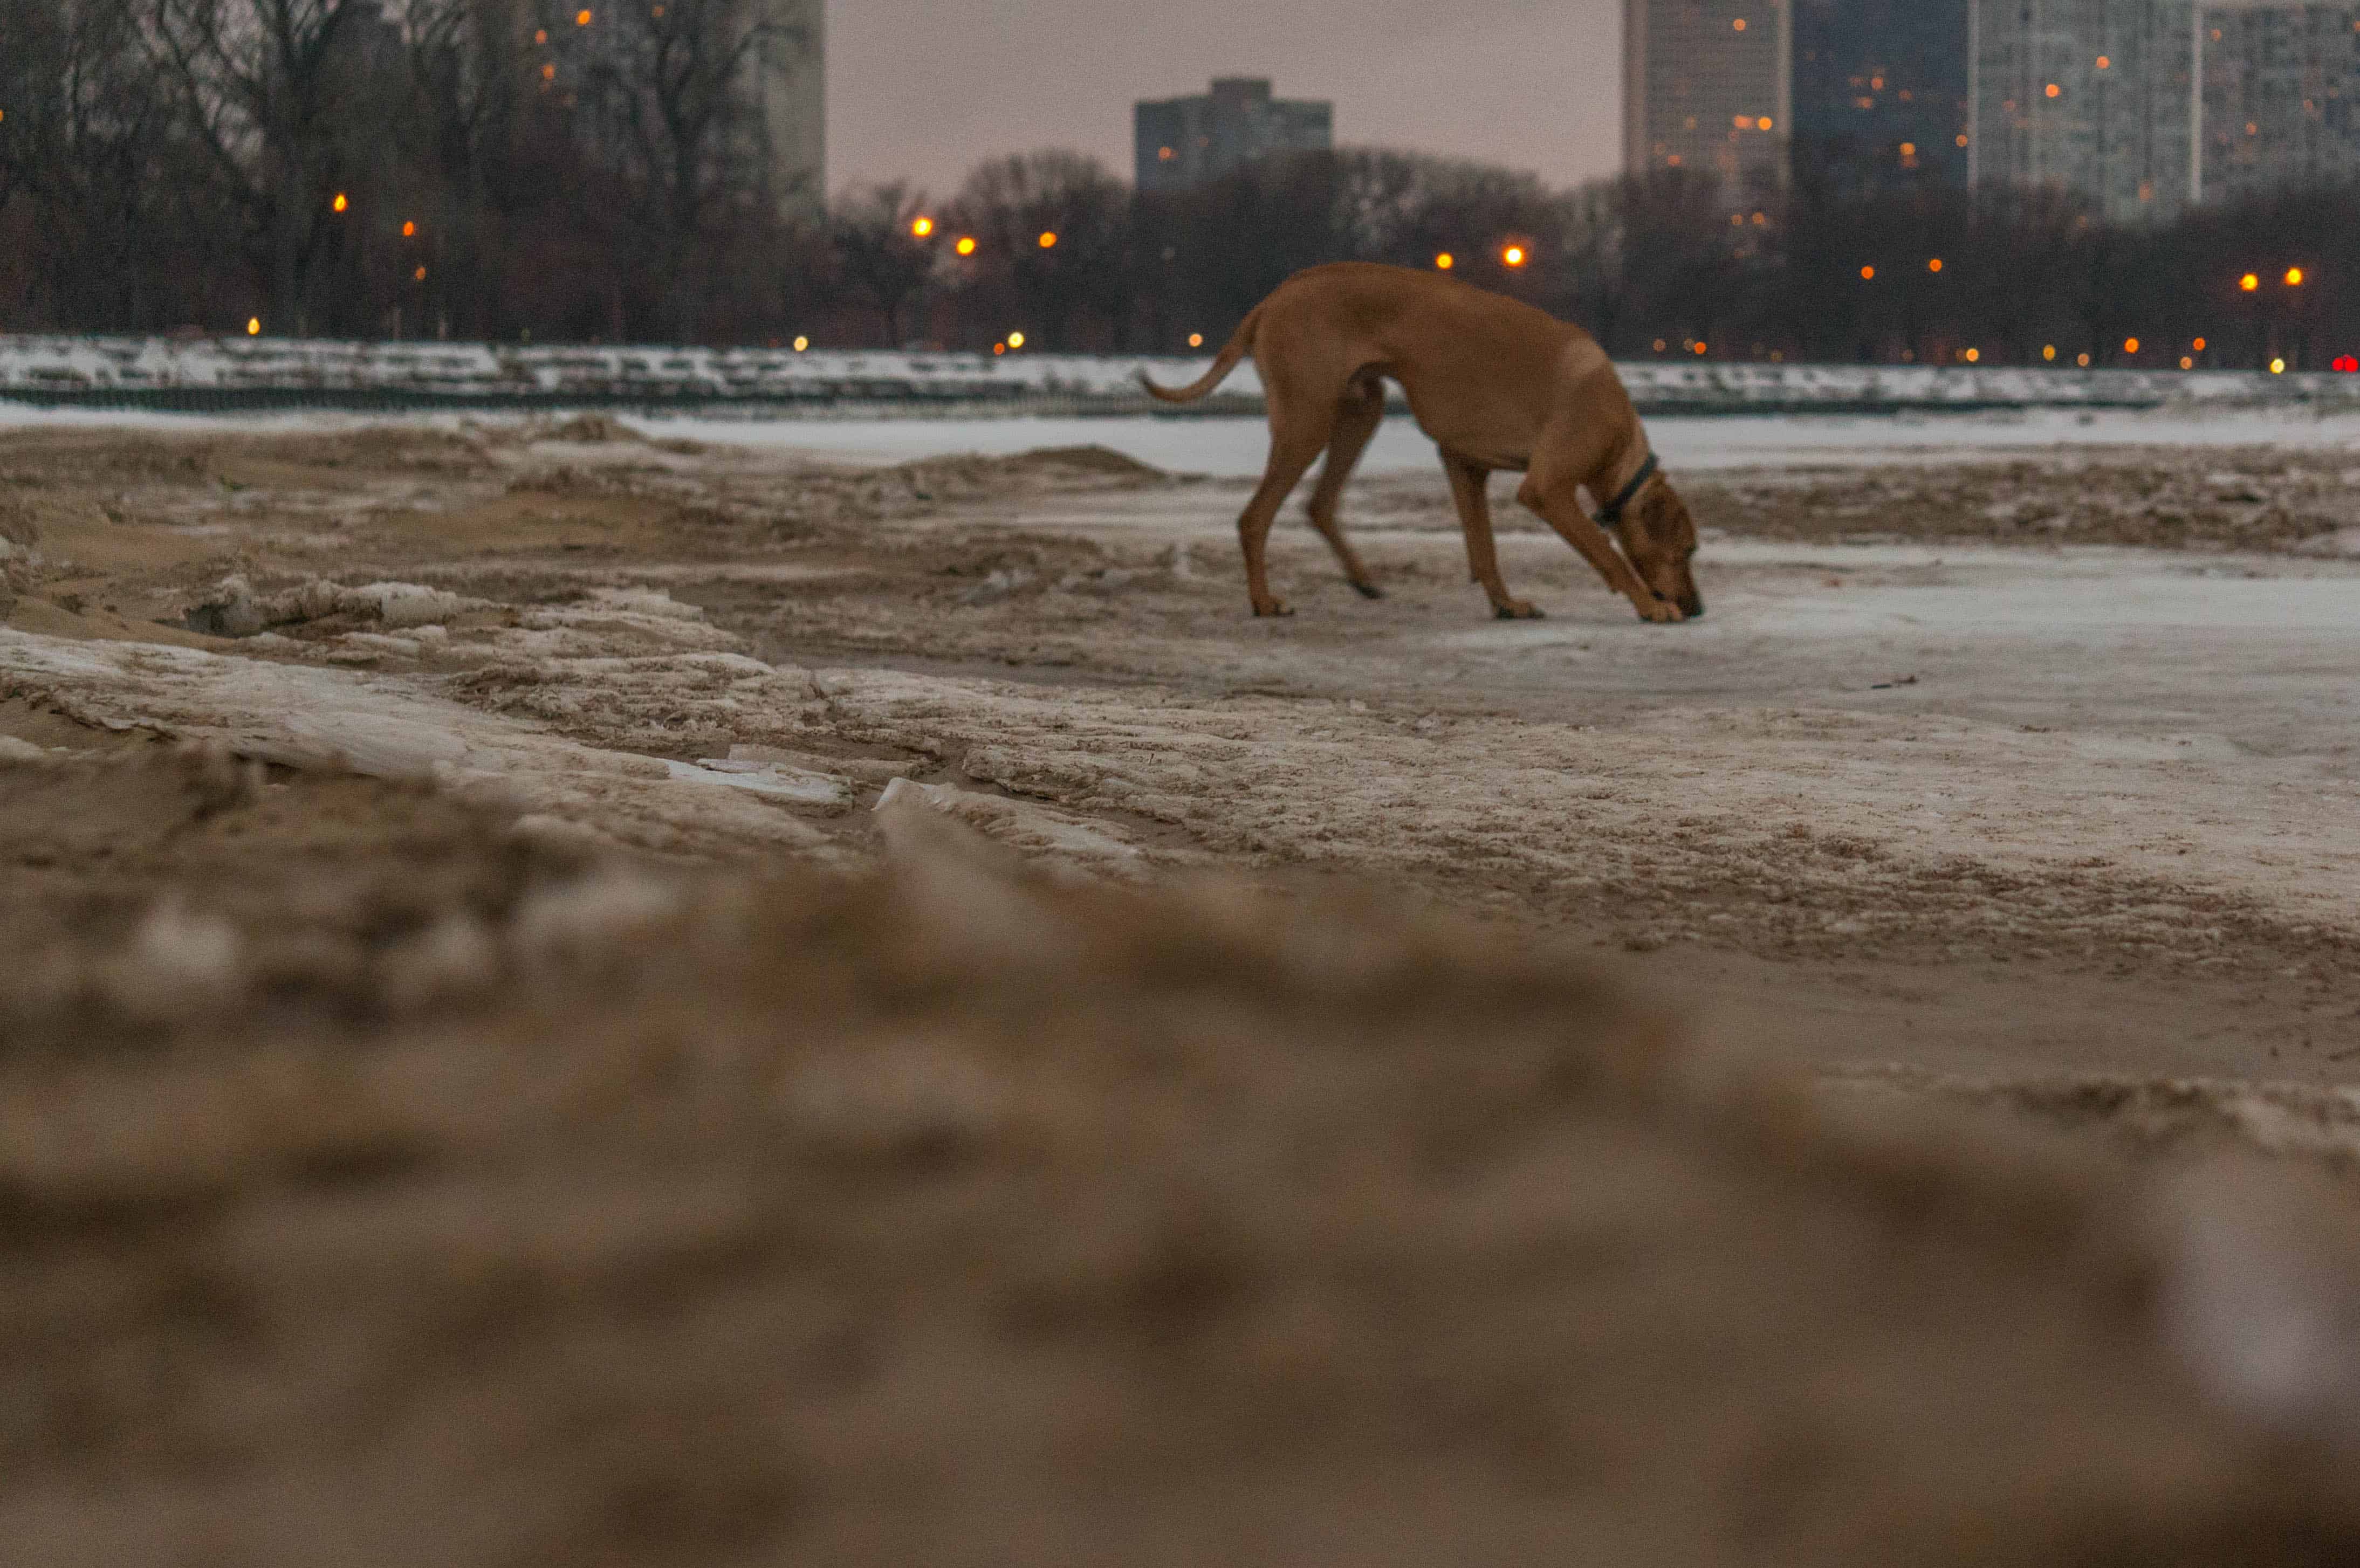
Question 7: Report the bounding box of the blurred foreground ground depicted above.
[5,416,2360,1561]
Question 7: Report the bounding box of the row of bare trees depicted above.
[841,151,2358,370]
[0,0,811,341]
[2,3,2355,366]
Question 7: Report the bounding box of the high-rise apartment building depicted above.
[1967,0,2199,222]
[1135,79,1334,192]
[747,0,826,217]
[1622,0,1794,193]
[2198,1,2360,203]
[1790,0,1973,196]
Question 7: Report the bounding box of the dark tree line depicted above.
[3,2,2355,368]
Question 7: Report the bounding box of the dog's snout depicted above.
[1680,596,1705,620]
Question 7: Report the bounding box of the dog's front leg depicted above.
[1516,477,1683,623]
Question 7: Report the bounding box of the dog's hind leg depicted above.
[1304,373,1387,600]
[1444,451,1540,620]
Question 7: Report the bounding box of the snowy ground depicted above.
[13,409,2360,1557]
[3,410,2357,1097]
[11,397,2360,475]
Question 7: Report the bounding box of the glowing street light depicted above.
[1927,257,1944,272]
[1188,333,1205,348]
[1007,331,1027,349]
[2271,357,2288,374]
[575,8,592,24]
[401,220,417,237]
[910,216,935,239]
[2240,272,2261,291]
[955,236,977,257]
[1963,348,1980,362]
[332,192,349,213]
[1860,265,1876,280]
[1501,244,1528,268]
[1037,231,1058,249]
[2286,266,2306,287]
[793,336,809,352]
[1435,252,1455,270]
[2043,345,2057,361]
[246,318,261,336]
[2123,337,2140,355]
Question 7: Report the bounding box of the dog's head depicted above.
[1616,477,1704,620]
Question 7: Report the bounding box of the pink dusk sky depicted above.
[827,0,1627,200]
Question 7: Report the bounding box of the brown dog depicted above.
[1143,262,1703,623]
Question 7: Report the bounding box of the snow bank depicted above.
[7,332,2358,416]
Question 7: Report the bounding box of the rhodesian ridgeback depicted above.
[1143,262,1702,623]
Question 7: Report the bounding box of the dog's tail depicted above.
[1138,306,1262,404]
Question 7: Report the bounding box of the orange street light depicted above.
[2124,337,2140,354]
[401,220,416,237]
[575,8,592,24]
[1927,257,1944,272]
[332,192,349,213]
[2240,272,2261,291]
[1502,244,1527,267]
[793,336,809,352]
[1037,231,1058,249]
[910,216,935,239]
[2286,266,2306,286]
[1963,348,1980,362]
[955,236,977,256]
[413,265,427,281]
[1435,252,1455,270]
[1188,333,1204,348]
[1860,265,1876,279]
[1007,331,1027,349]
[246,318,262,336]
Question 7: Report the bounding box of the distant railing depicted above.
[3,335,2356,417]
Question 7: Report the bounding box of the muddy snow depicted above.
[7,412,2360,1562]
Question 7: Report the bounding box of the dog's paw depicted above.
[1493,600,1544,621]
[1252,598,1296,619]
[1635,598,1685,624]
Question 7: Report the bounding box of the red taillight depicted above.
[2335,355,2360,374]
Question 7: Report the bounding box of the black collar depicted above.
[1595,451,1659,527]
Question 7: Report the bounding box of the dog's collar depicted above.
[1595,451,1659,527]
